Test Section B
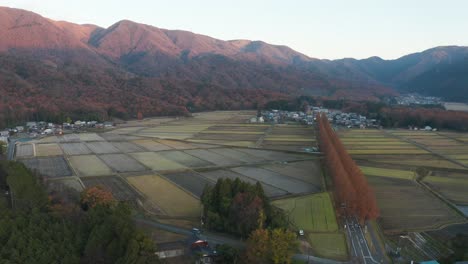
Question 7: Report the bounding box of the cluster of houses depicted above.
[395,94,442,106]
[256,107,379,128]
[0,120,115,143]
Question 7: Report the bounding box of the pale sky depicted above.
[2,0,468,60]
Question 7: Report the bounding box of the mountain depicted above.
[0,6,394,126]
[326,46,468,101]
[0,6,467,126]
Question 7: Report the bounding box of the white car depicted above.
[298,230,304,236]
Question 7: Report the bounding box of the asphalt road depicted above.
[345,216,386,264]
[6,138,16,160]
[134,217,347,264]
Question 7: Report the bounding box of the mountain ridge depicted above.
[0,6,467,126]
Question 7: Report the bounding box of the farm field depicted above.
[236,148,312,162]
[359,166,414,180]
[127,174,201,217]
[21,157,72,178]
[158,139,195,150]
[99,154,148,173]
[367,176,465,233]
[423,175,468,205]
[35,143,63,156]
[60,143,93,155]
[81,176,139,202]
[132,139,173,151]
[68,155,113,177]
[355,154,464,169]
[85,141,120,154]
[184,149,243,166]
[162,171,212,197]
[272,192,338,232]
[111,141,145,153]
[159,150,214,168]
[130,152,187,171]
[261,160,323,189]
[76,133,105,142]
[307,233,348,261]
[208,148,265,163]
[231,166,319,194]
[15,144,34,158]
[198,169,288,198]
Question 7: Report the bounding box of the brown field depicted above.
[367,176,465,233]
[127,174,201,217]
[35,143,63,156]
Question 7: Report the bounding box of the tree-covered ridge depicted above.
[0,160,159,264]
[200,178,288,238]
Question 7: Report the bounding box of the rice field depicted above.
[231,166,318,194]
[159,151,214,168]
[15,144,34,158]
[347,149,428,155]
[99,154,148,173]
[68,155,113,177]
[132,139,173,151]
[360,166,415,180]
[130,152,187,171]
[272,192,338,232]
[35,143,63,156]
[367,176,465,233]
[21,157,73,178]
[85,141,120,154]
[127,174,201,217]
[184,149,243,166]
[107,141,143,153]
[308,233,348,261]
[261,160,323,189]
[158,140,195,150]
[424,176,468,205]
[60,143,93,155]
[162,171,212,197]
[208,148,265,163]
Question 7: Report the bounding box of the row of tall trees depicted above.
[317,114,379,223]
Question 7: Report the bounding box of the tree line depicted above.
[201,178,298,263]
[0,160,159,264]
[317,114,379,223]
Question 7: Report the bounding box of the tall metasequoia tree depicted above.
[317,113,379,223]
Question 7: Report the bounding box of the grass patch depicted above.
[307,233,348,260]
[272,192,338,232]
[360,166,414,180]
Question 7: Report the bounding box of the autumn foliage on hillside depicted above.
[317,114,379,223]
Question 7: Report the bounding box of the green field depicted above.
[360,166,414,180]
[272,192,338,232]
[308,233,348,260]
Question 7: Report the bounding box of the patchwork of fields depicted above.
[339,129,468,235]
[13,111,333,259]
